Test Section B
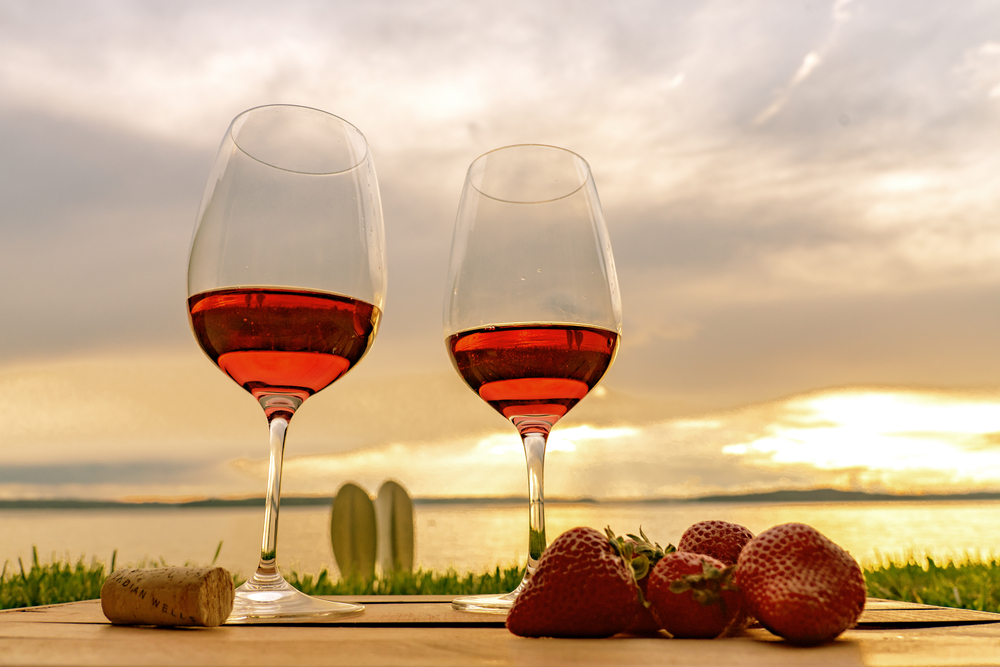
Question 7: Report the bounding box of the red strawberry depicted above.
[646,551,743,638]
[625,584,661,636]
[506,526,638,638]
[611,528,674,635]
[735,523,866,645]
[678,520,754,566]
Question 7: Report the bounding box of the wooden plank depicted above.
[0,624,870,667]
[1,597,997,629]
[323,595,456,604]
[284,602,506,627]
[0,601,105,624]
[859,606,1000,628]
[0,600,998,667]
[1,621,999,667]
[341,597,1000,628]
[0,599,506,627]
[853,623,1000,667]
[857,598,1000,627]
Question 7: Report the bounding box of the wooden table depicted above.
[1,597,998,666]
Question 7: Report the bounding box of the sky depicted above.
[2,0,1000,501]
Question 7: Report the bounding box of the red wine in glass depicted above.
[447,324,618,433]
[190,288,380,419]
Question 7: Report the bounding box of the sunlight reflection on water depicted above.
[3,500,998,578]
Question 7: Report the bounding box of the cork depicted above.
[100,567,234,627]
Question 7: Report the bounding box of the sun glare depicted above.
[723,389,1000,489]
[265,387,1000,499]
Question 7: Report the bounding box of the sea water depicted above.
[2,500,998,578]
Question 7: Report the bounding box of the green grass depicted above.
[0,547,523,610]
[286,565,524,596]
[864,556,1000,612]
[2,549,999,613]
[0,547,110,609]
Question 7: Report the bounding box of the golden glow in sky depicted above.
[7,354,997,501]
[1,2,1000,501]
[266,387,1000,500]
[722,390,1000,490]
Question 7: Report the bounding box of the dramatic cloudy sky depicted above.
[2,0,1000,501]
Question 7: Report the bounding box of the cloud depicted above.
[0,109,206,363]
[616,282,1000,407]
[0,461,209,485]
[754,51,823,125]
[753,0,856,125]
[957,41,1000,99]
[2,345,1000,500]
[1,0,1000,493]
[246,387,1000,500]
[720,389,1000,492]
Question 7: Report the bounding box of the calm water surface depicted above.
[3,500,998,578]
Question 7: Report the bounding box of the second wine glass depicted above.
[443,144,622,612]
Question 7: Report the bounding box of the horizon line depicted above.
[3,487,1000,509]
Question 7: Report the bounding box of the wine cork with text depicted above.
[100,567,234,627]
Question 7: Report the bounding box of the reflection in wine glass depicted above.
[443,144,622,612]
[187,105,386,622]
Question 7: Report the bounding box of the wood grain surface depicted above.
[0,597,997,667]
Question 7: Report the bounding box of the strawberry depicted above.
[735,523,866,645]
[506,526,638,638]
[608,527,674,635]
[646,551,743,638]
[677,520,754,566]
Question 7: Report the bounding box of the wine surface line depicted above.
[447,323,618,432]
[189,287,381,418]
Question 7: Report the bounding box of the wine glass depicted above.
[187,105,386,622]
[443,144,622,612]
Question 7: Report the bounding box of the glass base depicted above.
[227,576,364,624]
[452,575,528,614]
[451,592,517,614]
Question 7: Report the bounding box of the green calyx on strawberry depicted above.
[605,525,674,583]
[667,558,738,606]
[506,526,639,638]
[605,526,677,636]
[647,552,745,639]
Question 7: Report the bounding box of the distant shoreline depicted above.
[2,488,1000,510]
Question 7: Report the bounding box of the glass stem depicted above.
[522,431,548,576]
[253,416,289,583]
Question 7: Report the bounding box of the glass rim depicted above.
[468,143,592,204]
[229,104,371,175]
